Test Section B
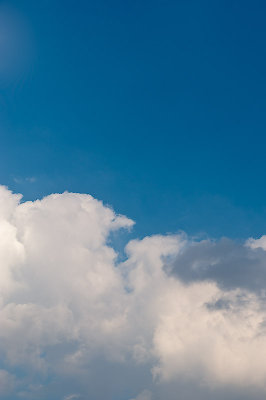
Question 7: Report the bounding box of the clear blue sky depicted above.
[1,0,266,238]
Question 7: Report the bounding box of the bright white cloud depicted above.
[0,185,266,399]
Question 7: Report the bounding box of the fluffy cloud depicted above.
[0,185,266,399]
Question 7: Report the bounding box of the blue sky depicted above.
[1,0,266,238]
[2,3,266,399]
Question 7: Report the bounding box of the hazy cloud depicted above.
[64,394,81,400]
[13,176,37,184]
[129,390,152,400]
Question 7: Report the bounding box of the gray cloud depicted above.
[166,237,266,293]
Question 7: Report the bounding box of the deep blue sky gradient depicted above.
[1,0,266,238]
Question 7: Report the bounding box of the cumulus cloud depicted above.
[0,185,265,399]
[166,237,266,292]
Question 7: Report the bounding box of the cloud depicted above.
[64,394,81,400]
[13,176,37,184]
[166,237,266,292]
[129,389,152,400]
[0,185,265,399]
[247,235,266,250]
[0,370,16,396]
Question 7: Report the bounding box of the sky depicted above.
[1,0,266,238]
[1,1,266,399]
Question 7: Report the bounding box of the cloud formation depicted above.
[0,185,265,399]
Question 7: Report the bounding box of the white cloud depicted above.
[0,185,265,399]
[246,235,266,250]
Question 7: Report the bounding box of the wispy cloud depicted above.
[64,394,80,400]
[13,176,36,184]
